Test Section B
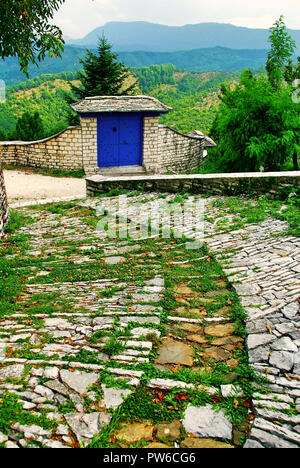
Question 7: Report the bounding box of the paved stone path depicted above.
[0,193,299,448]
[205,216,300,448]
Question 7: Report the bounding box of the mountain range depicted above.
[0,46,267,86]
[66,21,300,54]
[1,21,299,86]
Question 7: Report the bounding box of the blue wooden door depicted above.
[98,114,142,167]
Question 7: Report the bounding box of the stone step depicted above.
[96,165,147,176]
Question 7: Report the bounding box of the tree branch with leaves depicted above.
[0,0,65,76]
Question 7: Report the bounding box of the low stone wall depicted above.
[0,119,204,176]
[0,168,8,235]
[86,171,300,199]
[157,125,204,173]
[0,126,83,172]
[142,117,204,173]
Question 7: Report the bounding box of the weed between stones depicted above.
[1,192,298,448]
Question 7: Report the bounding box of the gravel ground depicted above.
[3,169,86,203]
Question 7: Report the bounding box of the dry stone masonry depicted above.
[0,95,205,176]
[0,126,83,172]
[142,117,204,174]
[86,171,300,199]
[0,167,8,235]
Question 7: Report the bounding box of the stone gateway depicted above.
[71,95,205,176]
[0,95,207,177]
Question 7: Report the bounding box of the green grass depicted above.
[3,194,289,447]
[209,193,300,237]
[0,393,58,435]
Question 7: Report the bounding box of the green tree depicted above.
[266,15,296,88]
[71,36,137,100]
[284,57,300,85]
[0,0,65,75]
[210,71,300,172]
[15,111,45,141]
[209,17,300,172]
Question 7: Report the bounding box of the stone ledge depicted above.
[86,171,300,199]
[87,171,300,183]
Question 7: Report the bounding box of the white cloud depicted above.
[53,0,300,38]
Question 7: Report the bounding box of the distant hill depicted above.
[0,46,84,86]
[0,45,267,86]
[0,69,235,138]
[66,21,300,53]
[118,47,267,72]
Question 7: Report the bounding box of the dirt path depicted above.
[3,169,86,204]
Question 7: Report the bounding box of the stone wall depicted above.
[157,125,204,173]
[0,117,204,176]
[0,126,83,172]
[142,116,160,173]
[86,172,300,199]
[142,118,204,173]
[0,168,8,235]
[80,117,99,176]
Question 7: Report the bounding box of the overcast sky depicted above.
[52,0,300,38]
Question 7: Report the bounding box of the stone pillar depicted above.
[80,117,98,176]
[0,168,8,235]
[142,116,161,173]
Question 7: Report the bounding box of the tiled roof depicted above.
[71,95,172,114]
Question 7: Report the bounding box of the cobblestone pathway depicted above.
[0,193,299,449]
[205,215,300,448]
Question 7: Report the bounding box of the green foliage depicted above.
[0,68,234,139]
[0,393,57,434]
[71,36,137,100]
[9,72,79,93]
[0,0,65,75]
[266,16,296,88]
[0,74,78,138]
[14,111,44,141]
[209,70,300,171]
[4,209,29,234]
[132,64,176,93]
[152,71,237,134]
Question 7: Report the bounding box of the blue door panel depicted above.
[98,117,119,167]
[97,114,142,167]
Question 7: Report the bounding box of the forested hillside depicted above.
[0,72,80,138]
[0,66,237,140]
[0,45,264,86]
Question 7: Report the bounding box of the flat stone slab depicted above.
[156,420,182,442]
[155,338,194,367]
[0,364,24,380]
[60,369,99,395]
[115,422,155,444]
[64,412,111,447]
[101,385,132,410]
[205,323,235,337]
[104,256,126,265]
[181,438,234,449]
[182,405,233,440]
